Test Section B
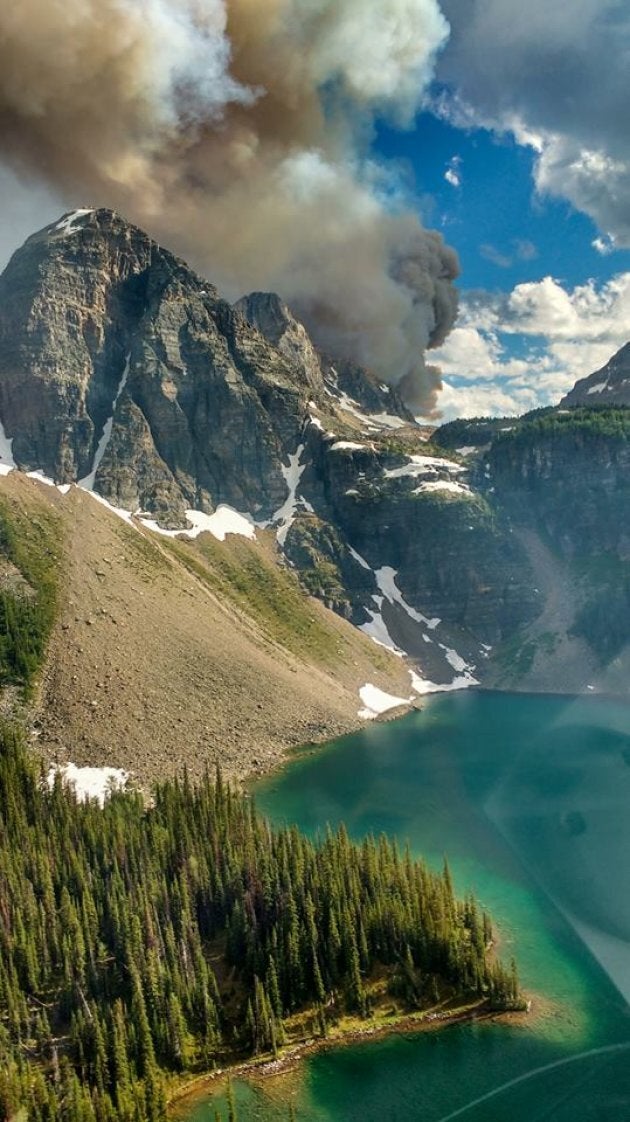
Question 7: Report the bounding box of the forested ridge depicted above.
[0,725,522,1122]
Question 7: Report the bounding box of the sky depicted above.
[0,0,629,421]
[380,105,630,418]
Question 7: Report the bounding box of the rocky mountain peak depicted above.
[0,210,317,522]
[561,341,630,406]
[235,290,325,394]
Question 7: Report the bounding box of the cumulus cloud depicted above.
[436,379,539,421]
[0,0,458,411]
[429,271,630,418]
[436,1,630,246]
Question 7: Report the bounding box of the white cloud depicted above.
[436,2,630,246]
[444,155,462,187]
[430,271,630,419]
[592,234,616,256]
[532,135,630,246]
[479,243,512,268]
[436,378,539,420]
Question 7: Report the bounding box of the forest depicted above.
[0,724,522,1122]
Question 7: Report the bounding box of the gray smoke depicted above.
[0,0,459,410]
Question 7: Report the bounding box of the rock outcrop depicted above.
[0,209,312,524]
[560,342,630,406]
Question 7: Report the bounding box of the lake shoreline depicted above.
[168,996,538,1116]
[243,684,630,790]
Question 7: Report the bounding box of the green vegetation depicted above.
[112,520,172,581]
[283,513,374,619]
[163,534,349,664]
[571,554,630,662]
[0,496,62,694]
[495,405,630,444]
[492,630,559,682]
[432,416,512,450]
[0,724,522,1122]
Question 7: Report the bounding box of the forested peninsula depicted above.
[0,725,523,1122]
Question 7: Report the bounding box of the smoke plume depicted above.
[0,0,458,410]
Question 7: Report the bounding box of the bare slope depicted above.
[0,473,411,784]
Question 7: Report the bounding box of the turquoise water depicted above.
[184,691,630,1120]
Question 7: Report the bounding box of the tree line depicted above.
[0,724,522,1122]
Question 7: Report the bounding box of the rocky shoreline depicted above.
[168,997,535,1116]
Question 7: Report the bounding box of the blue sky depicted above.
[0,1,629,421]
[378,111,630,292]
[375,103,630,418]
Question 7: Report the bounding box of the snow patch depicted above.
[337,392,379,428]
[440,645,468,673]
[53,209,94,236]
[375,566,440,630]
[413,480,471,496]
[586,381,607,395]
[84,489,139,526]
[368,412,407,429]
[26,471,74,494]
[384,454,465,480]
[359,606,405,657]
[0,421,16,476]
[78,354,130,491]
[409,668,478,695]
[331,441,368,451]
[348,545,371,570]
[309,415,324,431]
[358,683,409,720]
[326,372,407,432]
[272,443,307,546]
[48,763,127,805]
[456,446,480,456]
[140,506,256,542]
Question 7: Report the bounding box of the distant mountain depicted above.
[560,342,630,406]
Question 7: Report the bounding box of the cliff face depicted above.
[0,209,311,525]
[0,209,626,702]
[480,408,630,689]
[560,343,630,407]
[486,410,630,557]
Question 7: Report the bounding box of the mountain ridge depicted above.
[0,210,627,783]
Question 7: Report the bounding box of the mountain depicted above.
[434,405,630,693]
[0,209,627,782]
[0,470,413,783]
[560,342,630,406]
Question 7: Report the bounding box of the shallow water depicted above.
[184,691,630,1120]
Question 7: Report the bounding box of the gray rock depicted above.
[560,342,630,406]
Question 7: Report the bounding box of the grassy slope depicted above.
[0,473,410,783]
[0,491,63,696]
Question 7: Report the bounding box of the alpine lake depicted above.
[180,691,630,1121]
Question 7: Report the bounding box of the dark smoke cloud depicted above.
[0,0,459,410]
